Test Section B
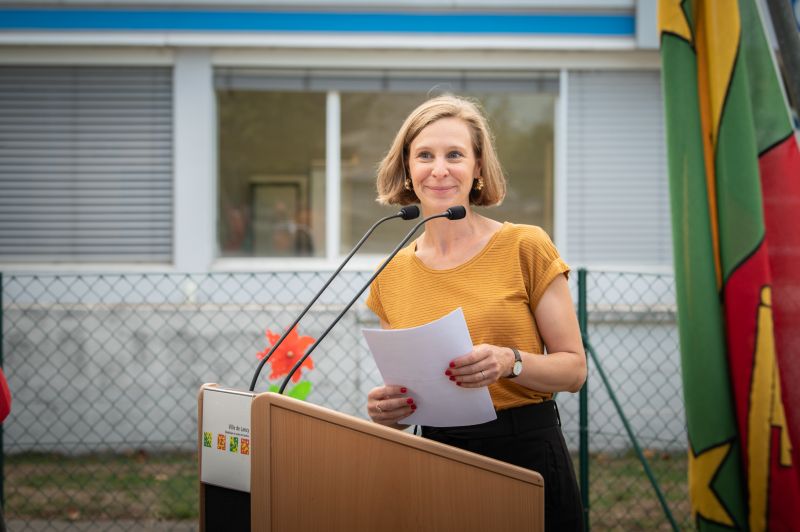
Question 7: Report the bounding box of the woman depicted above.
[365,94,585,531]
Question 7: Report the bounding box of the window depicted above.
[0,66,173,263]
[567,70,671,267]
[217,90,326,258]
[215,69,557,261]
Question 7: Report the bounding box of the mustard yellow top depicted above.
[366,222,570,410]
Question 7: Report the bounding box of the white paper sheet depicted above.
[362,307,497,427]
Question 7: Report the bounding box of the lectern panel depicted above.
[251,399,543,532]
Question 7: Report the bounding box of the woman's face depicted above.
[407,117,481,213]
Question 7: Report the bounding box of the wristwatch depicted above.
[508,348,523,378]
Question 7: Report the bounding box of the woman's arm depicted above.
[447,274,587,393]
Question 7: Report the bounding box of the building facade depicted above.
[0,0,672,274]
[0,3,693,465]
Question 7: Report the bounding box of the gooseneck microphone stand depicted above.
[277,206,466,394]
[248,205,420,392]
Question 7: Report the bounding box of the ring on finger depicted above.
[376,402,383,414]
[480,370,486,380]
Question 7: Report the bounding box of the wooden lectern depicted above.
[198,384,544,531]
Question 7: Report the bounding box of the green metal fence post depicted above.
[577,268,589,531]
[584,341,680,531]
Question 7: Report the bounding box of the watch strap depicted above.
[508,348,522,378]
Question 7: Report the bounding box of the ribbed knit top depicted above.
[366,222,570,410]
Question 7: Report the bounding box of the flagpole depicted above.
[763,0,800,116]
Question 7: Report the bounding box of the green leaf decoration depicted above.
[287,381,312,401]
[268,384,280,393]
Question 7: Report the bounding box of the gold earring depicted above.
[474,177,484,191]
[404,178,413,191]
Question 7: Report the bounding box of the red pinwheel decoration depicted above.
[256,326,316,400]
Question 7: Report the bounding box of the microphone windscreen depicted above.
[446,206,467,220]
[399,205,420,220]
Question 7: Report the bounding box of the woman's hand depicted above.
[447,275,587,393]
[445,344,514,388]
[367,385,416,427]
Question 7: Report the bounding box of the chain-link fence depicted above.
[1,269,689,531]
[568,270,689,530]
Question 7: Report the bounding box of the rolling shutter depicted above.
[0,66,173,263]
[566,70,672,269]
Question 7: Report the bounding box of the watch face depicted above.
[512,360,523,376]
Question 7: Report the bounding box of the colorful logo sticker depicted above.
[217,434,226,450]
[203,432,212,448]
[229,436,238,453]
[241,438,250,456]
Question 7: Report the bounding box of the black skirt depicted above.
[422,401,583,532]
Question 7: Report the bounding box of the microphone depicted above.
[277,205,467,393]
[248,205,420,391]
[446,206,466,220]
[400,205,420,220]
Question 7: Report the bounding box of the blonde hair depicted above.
[376,94,506,206]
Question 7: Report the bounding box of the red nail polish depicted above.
[449,376,455,381]
[456,382,462,386]
[445,370,451,376]
[400,387,407,393]
[411,404,417,410]
[406,398,413,404]
[449,362,455,368]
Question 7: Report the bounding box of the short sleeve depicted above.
[365,279,388,324]
[523,227,570,313]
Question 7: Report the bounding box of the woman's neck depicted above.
[417,208,500,260]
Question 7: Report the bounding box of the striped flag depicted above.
[659,0,800,529]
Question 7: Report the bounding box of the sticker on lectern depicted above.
[201,388,254,493]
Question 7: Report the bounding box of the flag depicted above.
[659,0,800,529]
